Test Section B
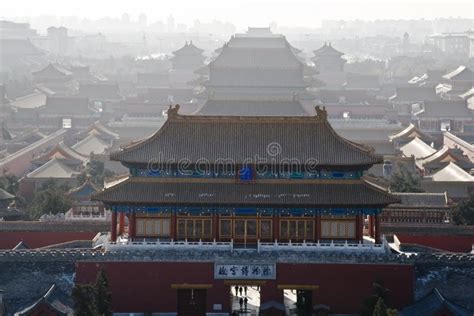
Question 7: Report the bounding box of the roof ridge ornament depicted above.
[315,105,327,121]
[167,104,180,117]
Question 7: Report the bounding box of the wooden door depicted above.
[233,219,258,246]
[177,289,206,316]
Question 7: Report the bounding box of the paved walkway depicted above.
[284,289,298,315]
[231,286,260,315]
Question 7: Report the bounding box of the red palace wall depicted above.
[0,232,98,249]
[396,234,474,253]
[76,261,414,314]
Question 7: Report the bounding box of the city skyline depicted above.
[1,0,473,30]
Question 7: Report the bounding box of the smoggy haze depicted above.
[1,0,473,30]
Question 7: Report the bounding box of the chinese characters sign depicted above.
[214,263,276,280]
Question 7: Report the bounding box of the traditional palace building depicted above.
[86,105,410,315]
[197,31,308,100]
[95,105,397,246]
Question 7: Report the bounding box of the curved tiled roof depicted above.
[32,141,88,165]
[93,177,398,207]
[389,124,435,142]
[72,134,110,156]
[399,287,471,316]
[111,105,382,167]
[312,42,344,57]
[67,180,100,200]
[0,188,14,200]
[172,41,205,56]
[400,137,436,159]
[15,284,73,316]
[418,146,473,170]
[431,162,474,182]
[26,158,79,179]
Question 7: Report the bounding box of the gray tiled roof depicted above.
[78,83,120,99]
[312,43,344,57]
[391,86,439,102]
[205,68,307,87]
[211,46,303,69]
[195,99,309,116]
[416,100,472,118]
[111,108,382,167]
[43,96,92,115]
[399,288,471,316]
[172,41,204,55]
[0,39,42,56]
[443,66,473,81]
[26,158,79,179]
[15,284,73,316]
[93,177,398,206]
[226,35,298,50]
[390,192,448,207]
[72,134,110,156]
[389,124,435,142]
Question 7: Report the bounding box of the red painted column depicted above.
[316,214,321,241]
[170,211,177,240]
[374,215,381,244]
[273,213,279,242]
[118,213,125,236]
[128,212,136,240]
[110,211,117,242]
[368,215,374,239]
[212,212,219,241]
[356,214,362,242]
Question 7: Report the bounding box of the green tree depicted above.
[72,269,113,316]
[373,297,388,316]
[28,179,72,219]
[361,280,392,316]
[78,160,114,188]
[96,269,113,316]
[390,164,424,193]
[72,284,98,316]
[0,174,19,195]
[452,195,474,225]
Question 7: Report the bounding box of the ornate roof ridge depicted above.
[93,176,399,206]
[126,177,366,184]
[167,104,327,122]
[113,104,382,164]
[67,180,100,196]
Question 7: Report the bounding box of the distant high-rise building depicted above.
[167,15,175,33]
[138,13,148,28]
[402,32,410,54]
[121,13,131,24]
[47,26,69,56]
[429,31,472,60]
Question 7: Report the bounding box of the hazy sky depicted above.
[2,0,473,28]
